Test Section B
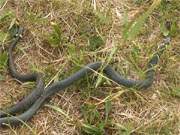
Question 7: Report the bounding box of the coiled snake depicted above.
[0,24,170,126]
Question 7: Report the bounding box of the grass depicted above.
[0,0,179,134]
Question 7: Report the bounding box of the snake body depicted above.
[0,27,45,118]
[0,25,170,126]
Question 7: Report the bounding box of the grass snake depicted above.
[0,24,170,127]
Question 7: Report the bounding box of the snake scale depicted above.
[0,24,170,127]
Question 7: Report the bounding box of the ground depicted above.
[0,0,179,135]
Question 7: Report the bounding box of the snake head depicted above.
[9,24,24,39]
[158,21,171,50]
[163,37,171,45]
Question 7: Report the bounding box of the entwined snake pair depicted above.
[0,24,171,127]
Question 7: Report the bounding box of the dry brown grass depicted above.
[0,0,179,134]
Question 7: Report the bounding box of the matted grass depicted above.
[0,0,179,134]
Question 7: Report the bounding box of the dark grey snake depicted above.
[0,24,170,127]
[0,26,44,118]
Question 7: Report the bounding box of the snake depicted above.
[0,24,170,127]
[0,25,45,118]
